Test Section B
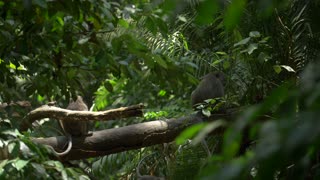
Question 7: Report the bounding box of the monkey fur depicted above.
[190,72,225,157]
[191,72,225,107]
[52,96,90,156]
[61,96,89,136]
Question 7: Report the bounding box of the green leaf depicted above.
[258,52,271,63]
[61,169,68,180]
[31,163,47,176]
[178,15,187,22]
[211,59,222,66]
[223,61,231,69]
[118,19,129,28]
[280,65,296,73]
[78,37,90,45]
[234,37,251,47]
[259,37,270,43]
[155,17,168,36]
[0,159,8,169]
[247,43,258,55]
[13,159,29,171]
[158,90,166,97]
[118,61,128,66]
[249,31,261,38]
[186,62,198,69]
[202,109,211,117]
[45,160,64,170]
[273,65,282,74]
[175,123,207,145]
[154,55,168,69]
[180,33,189,51]
[7,62,16,69]
[56,16,64,26]
[216,51,227,55]
[145,17,156,35]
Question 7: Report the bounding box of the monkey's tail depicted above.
[136,152,159,178]
[52,135,72,156]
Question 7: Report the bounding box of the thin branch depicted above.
[20,104,145,131]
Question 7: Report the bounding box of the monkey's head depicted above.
[69,96,84,103]
[67,95,88,111]
[214,72,225,85]
[76,95,83,101]
[203,72,226,86]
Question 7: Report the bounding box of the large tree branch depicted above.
[20,104,145,131]
[32,111,235,161]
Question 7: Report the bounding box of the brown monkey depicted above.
[53,96,90,156]
[61,96,89,136]
[191,72,225,157]
[191,72,225,107]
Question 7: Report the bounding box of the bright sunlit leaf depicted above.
[158,90,167,96]
[280,65,296,72]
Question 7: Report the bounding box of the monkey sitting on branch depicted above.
[52,96,91,156]
[191,72,225,112]
[190,72,226,156]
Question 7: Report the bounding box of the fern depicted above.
[275,1,310,73]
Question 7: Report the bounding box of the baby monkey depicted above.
[53,96,90,156]
[191,72,225,107]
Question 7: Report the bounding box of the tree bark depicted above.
[31,112,234,161]
[20,104,144,131]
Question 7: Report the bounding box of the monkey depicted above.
[52,96,90,156]
[191,72,225,107]
[190,72,225,157]
[61,96,89,136]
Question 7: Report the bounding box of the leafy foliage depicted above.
[1,0,320,179]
